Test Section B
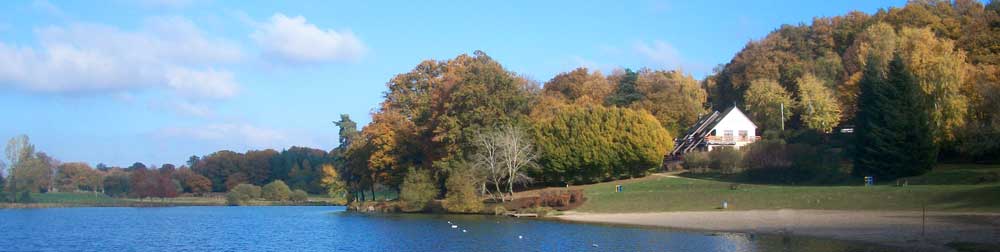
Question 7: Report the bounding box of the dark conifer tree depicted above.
[606,68,642,107]
[854,55,937,180]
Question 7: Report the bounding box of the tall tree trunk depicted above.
[495,183,504,202]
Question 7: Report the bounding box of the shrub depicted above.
[290,189,308,202]
[262,180,292,201]
[743,140,846,184]
[493,205,508,215]
[682,151,710,170]
[743,139,790,171]
[504,189,587,212]
[443,168,484,213]
[537,189,586,211]
[399,168,438,212]
[18,191,32,203]
[708,148,742,173]
[225,191,241,206]
[230,183,261,202]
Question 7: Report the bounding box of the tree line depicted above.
[335,51,684,206]
[707,0,1000,163]
[1,134,341,202]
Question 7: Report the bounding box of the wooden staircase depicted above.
[670,111,721,157]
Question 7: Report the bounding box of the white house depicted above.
[671,106,759,156]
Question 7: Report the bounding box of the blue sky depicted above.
[0,0,907,167]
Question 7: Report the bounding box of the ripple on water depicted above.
[0,206,901,252]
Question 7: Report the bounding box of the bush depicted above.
[708,148,742,173]
[262,180,292,201]
[399,168,438,212]
[537,189,586,211]
[18,191,32,203]
[442,169,484,213]
[743,139,790,171]
[225,191,241,206]
[742,140,846,184]
[503,189,587,212]
[230,183,261,202]
[493,205,508,215]
[682,151,710,170]
[290,189,308,202]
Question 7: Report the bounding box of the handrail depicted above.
[705,135,760,142]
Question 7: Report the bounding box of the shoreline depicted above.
[0,201,338,209]
[554,209,1000,252]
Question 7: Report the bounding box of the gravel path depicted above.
[555,210,1000,251]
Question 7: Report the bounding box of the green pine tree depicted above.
[854,55,937,181]
[606,68,642,107]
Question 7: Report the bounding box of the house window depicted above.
[739,130,748,141]
[724,130,733,141]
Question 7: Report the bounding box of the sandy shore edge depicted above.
[554,210,1000,251]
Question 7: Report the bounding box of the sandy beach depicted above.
[555,210,1000,251]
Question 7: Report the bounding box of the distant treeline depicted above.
[0,135,338,201]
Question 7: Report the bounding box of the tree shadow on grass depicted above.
[930,185,1000,210]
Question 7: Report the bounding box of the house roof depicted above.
[670,105,754,156]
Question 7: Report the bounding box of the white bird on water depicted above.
[518,235,523,239]
[451,225,458,229]
[462,229,467,233]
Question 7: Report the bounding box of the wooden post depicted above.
[922,201,926,239]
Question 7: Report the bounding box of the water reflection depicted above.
[0,206,901,252]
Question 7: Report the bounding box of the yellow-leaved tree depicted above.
[320,164,347,205]
[796,73,842,132]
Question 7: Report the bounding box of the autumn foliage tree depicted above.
[399,168,437,212]
[796,73,842,132]
[320,164,347,204]
[629,69,708,136]
[442,167,484,213]
[743,78,794,132]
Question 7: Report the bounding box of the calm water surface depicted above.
[0,206,898,251]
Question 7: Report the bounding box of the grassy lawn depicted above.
[32,192,128,204]
[575,164,1000,213]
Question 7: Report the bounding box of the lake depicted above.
[0,206,898,251]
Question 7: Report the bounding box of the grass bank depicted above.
[573,164,1000,213]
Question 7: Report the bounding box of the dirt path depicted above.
[555,210,1000,251]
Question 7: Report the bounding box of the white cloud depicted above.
[634,40,682,69]
[154,123,290,149]
[252,13,366,64]
[0,17,242,99]
[166,68,238,99]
